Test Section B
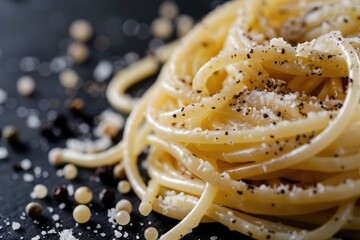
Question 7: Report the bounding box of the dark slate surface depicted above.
[0,0,247,239]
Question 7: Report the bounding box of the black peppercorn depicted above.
[2,125,20,144]
[25,202,43,218]
[99,187,115,208]
[53,185,69,203]
[48,112,68,129]
[96,166,114,185]
[13,162,23,172]
[39,122,62,140]
[68,98,85,116]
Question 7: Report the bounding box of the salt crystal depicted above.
[67,185,74,196]
[0,147,8,160]
[59,229,78,240]
[23,173,34,182]
[93,60,113,82]
[0,88,8,104]
[114,230,122,238]
[52,214,59,221]
[11,221,21,230]
[27,114,41,129]
[20,159,32,170]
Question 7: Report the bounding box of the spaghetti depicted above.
[50,0,360,239]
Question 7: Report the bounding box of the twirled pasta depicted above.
[51,0,360,239]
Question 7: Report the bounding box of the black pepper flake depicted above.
[13,162,23,172]
[231,219,237,224]
[281,48,285,54]
[225,131,228,135]
[236,190,243,195]
[247,54,251,59]
[53,185,69,203]
[2,125,20,144]
[173,114,177,118]
[25,202,43,218]
[99,187,115,208]
[263,113,269,118]
[96,166,114,185]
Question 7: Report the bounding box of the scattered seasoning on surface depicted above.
[25,202,43,218]
[74,186,93,204]
[93,60,113,82]
[53,185,69,203]
[73,205,91,224]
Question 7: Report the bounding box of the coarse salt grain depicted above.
[0,147,8,160]
[93,60,113,82]
[59,229,78,240]
[11,221,21,231]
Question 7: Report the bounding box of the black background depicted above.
[0,0,247,239]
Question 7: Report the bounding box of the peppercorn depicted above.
[53,185,69,203]
[68,98,85,116]
[99,187,115,208]
[25,202,43,218]
[2,125,20,144]
[96,166,114,185]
